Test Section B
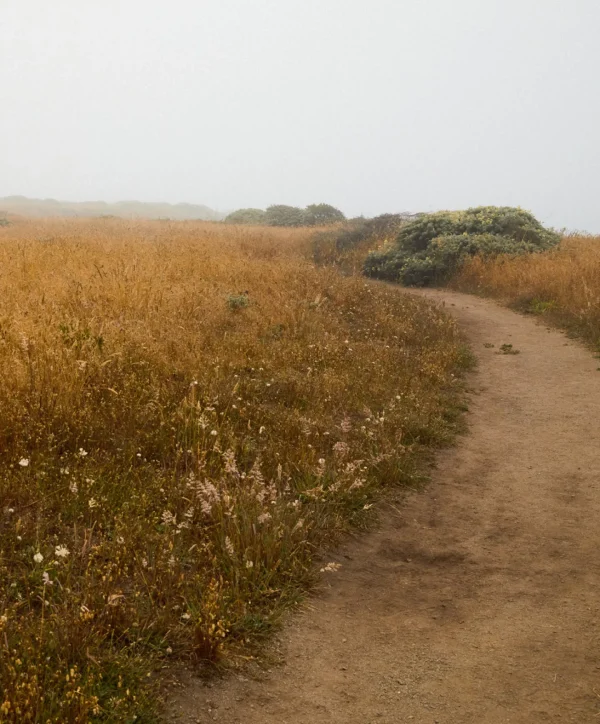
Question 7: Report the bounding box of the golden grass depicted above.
[0,218,467,721]
[452,235,600,349]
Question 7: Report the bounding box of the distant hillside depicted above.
[0,196,225,221]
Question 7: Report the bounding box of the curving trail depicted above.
[170,289,600,724]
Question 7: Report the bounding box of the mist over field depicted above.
[1,1,599,231]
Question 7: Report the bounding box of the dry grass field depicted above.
[0,218,468,722]
[451,235,600,349]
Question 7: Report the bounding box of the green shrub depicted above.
[0,218,9,227]
[224,208,267,225]
[265,205,305,227]
[303,203,345,226]
[335,213,414,251]
[226,292,250,310]
[224,205,346,227]
[364,207,560,286]
[312,213,415,268]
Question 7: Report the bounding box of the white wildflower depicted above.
[161,510,176,526]
[42,571,53,586]
[245,559,254,569]
[249,459,266,489]
[195,479,221,516]
[69,480,78,494]
[224,536,235,557]
[210,430,218,436]
[320,562,342,573]
[33,552,44,564]
[333,441,350,459]
[55,545,70,558]
[222,449,238,476]
[300,418,312,436]
[19,458,30,468]
[77,448,88,458]
[181,612,191,620]
[257,511,272,524]
[88,497,98,509]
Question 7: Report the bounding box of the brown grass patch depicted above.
[451,235,600,349]
[0,218,466,721]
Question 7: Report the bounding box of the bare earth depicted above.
[169,289,600,724]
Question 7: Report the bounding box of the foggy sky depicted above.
[2,0,599,231]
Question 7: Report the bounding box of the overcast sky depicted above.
[1,0,599,230]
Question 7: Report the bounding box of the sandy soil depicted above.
[168,289,600,724]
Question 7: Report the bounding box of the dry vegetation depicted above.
[451,235,600,349]
[0,218,468,721]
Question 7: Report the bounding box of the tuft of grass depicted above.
[0,218,468,721]
[226,292,250,311]
[451,235,600,350]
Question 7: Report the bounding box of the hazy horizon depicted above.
[2,1,599,231]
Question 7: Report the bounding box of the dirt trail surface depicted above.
[169,289,600,724]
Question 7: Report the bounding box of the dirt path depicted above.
[169,289,600,724]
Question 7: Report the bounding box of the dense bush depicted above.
[336,213,414,250]
[303,203,346,226]
[224,208,267,224]
[265,205,307,227]
[364,206,561,286]
[312,213,416,268]
[225,204,346,228]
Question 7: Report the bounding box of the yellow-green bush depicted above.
[364,206,561,286]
